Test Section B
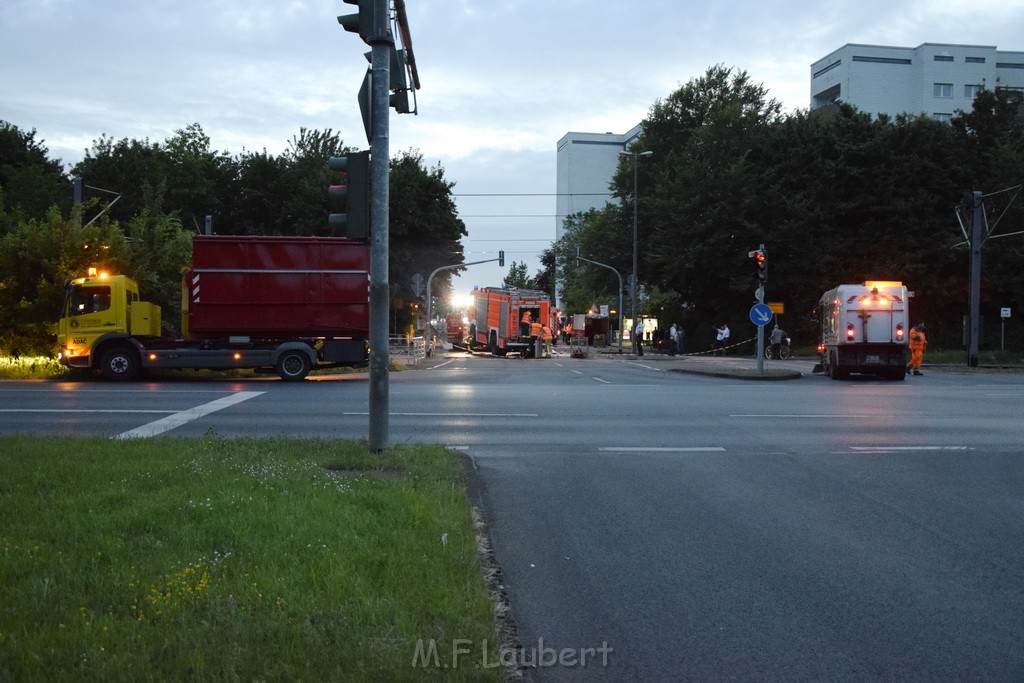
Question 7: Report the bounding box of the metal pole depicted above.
[968,190,982,368]
[576,250,625,354]
[756,243,765,375]
[631,157,638,325]
[367,0,392,451]
[424,257,503,352]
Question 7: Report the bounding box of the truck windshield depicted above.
[67,284,112,316]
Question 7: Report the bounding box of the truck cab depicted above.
[57,273,161,374]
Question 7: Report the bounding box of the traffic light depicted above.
[328,151,370,239]
[337,0,376,44]
[498,250,505,267]
[749,249,767,283]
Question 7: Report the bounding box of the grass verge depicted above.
[0,436,503,681]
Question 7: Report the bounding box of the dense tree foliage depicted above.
[501,261,535,289]
[558,67,1024,351]
[0,121,466,353]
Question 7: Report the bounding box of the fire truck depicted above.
[814,280,911,380]
[470,287,551,357]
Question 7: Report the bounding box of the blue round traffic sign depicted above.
[749,303,774,326]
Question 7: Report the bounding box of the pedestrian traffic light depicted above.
[337,0,376,44]
[749,249,767,283]
[328,151,370,240]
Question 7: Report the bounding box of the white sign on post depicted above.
[1002,307,1012,318]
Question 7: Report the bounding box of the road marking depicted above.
[592,377,611,384]
[113,391,264,440]
[600,446,726,453]
[342,412,539,417]
[426,360,456,370]
[731,414,879,418]
[849,445,973,452]
[626,361,663,371]
[2,409,174,413]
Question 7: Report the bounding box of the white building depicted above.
[810,43,1024,122]
[554,125,642,308]
[555,125,643,245]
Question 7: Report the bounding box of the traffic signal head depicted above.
[499,250,505,267]
[328,151,370,240]
[749,249,767,283]
[338,0,376,44]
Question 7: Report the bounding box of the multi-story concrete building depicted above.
[555,125,642,245]
[554,126,642,307]
[810,42,1024,121]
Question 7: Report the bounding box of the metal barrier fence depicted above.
[389,336,427,364]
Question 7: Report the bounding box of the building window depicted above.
[932,113,952,123]
[965,84,982,99]
[965,56,986,64]
[813,59,841,78]
[933,83,953,98]
[996,62,1024,69]
[934,55,953,62]
[852,55,912,65]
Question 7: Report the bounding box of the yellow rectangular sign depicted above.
[768,302,785,314]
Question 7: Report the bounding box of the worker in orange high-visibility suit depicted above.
[520,311,532,339]
[541,325,554,358]
[908,323,927,376]
[530,319,543,358]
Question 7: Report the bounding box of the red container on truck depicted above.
[57,236,370,381]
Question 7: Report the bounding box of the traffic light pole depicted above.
[576,249,625,354]
[756,243,765,375]
[367,0,392,452]
[423,254,504,354]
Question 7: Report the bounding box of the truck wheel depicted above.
[100,347,139,381]
[276,350,311,381]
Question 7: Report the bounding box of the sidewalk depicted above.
[594,348,806,380]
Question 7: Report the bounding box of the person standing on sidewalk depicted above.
[715,324,730,356]
[668,323,679,356]
[633,318,644,356]
[908,323,927,375]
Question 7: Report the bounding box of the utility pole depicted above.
[968,190,983,368]
[619,150,653,325]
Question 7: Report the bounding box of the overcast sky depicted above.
[2,0,1023,292]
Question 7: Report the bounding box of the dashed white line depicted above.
[849,446,972,452]
[600,446,726,453]
[113,391,265,439]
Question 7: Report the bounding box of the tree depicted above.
[0,206,128,355]
[533,247,556,299]
[627,65,782,329]
[388,150,467,330]
[502,260,534,289]
[0,121,70,229]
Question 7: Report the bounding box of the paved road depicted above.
[2,353,1023,680]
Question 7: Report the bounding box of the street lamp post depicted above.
[619,149,653,333]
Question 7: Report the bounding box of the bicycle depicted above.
[765,336,791,360]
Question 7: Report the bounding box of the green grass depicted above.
[0,356,404,380]
[0,356,66,379]
[0,436,503,682]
